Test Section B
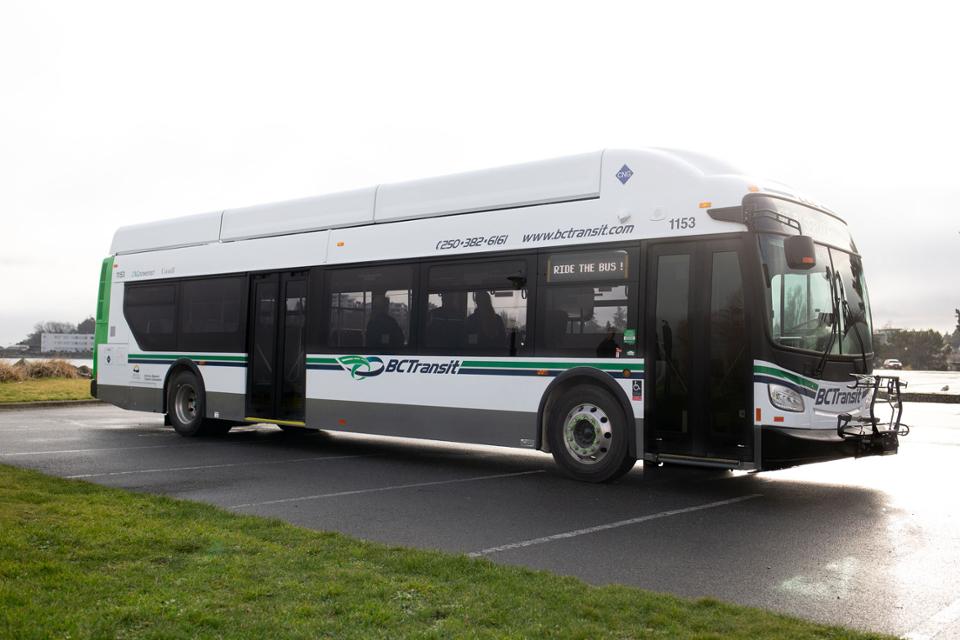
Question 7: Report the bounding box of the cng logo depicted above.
[337,355,385,380]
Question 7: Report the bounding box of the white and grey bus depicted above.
[92,149,907,482]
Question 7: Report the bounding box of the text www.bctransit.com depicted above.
[521,223,635,243]
[434,223,636,252]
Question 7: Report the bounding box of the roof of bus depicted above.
[109,148,813,255]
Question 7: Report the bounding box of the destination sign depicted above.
[547,250,629,283]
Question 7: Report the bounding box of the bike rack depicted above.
[836,374,910,456]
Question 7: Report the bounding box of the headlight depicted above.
[768,383,805,412]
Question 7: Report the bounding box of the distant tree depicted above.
[950,308,960,349]
[873,328,946,370]
[76,316,96,334]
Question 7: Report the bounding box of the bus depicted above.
[92,148,907,482]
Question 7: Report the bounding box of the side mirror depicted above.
[785,235,816,270]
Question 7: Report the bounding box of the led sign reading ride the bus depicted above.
[546,250,629,283]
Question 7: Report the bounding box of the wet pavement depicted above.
[1,402,958,638]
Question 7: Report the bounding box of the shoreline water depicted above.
[2,357,94,368]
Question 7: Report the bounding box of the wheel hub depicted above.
[174,383,198,425]
[563,403,612,464]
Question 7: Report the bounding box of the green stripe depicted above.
[129,353,247,362]
[305,357,340,364]
[753,365,817,391]
[461,360,644,372]
[92,257,113,379]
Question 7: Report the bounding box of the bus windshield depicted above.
[759,234,873,356]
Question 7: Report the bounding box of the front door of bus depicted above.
[247,271,308,423]
[644,240,753,462]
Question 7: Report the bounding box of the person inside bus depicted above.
[465,290,506,349]
[365,291,405,350]
[426,291,466,348]
[596,329,620,358]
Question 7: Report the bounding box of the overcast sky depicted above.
[1,0,958,347]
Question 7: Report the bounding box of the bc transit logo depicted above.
[335,356,462,380]
[337,356,385,380]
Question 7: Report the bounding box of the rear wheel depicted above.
[167,370,229,437]
[547,384,636,483]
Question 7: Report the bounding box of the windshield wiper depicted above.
[842,299,869,374]
[814,268,840,379]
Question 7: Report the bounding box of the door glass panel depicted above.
[654,254,690,434]
[709,252,748,439]
[280,279,307,419]
[250,280,277,416]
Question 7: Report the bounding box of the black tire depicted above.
[547,384,636,483]
[278,424,306,434]
[166,370,229,437]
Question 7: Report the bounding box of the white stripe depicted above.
[468,494,762,557]
[0,444,184,456]
[230,469,544,508]
[64,454,372,479]
[903,597,960,640]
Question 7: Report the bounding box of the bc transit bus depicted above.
[92,148,907,482]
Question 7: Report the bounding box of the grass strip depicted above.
[0,464,890,639]
[0,378,91,404]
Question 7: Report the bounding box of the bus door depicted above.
[644,240,753,462]
[247,271,308,423]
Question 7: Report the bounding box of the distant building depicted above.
[41,333,94,353]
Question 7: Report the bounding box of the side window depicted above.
[178,276,245,352]
[540,249,635,357]
[423,260,528,355]
[327,265,414,353]
[123,282,177,351]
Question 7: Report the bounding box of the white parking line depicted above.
[0,444,186,456]
[467,494,762,557]
[229,469,544,508]
[904,597,960,640]
[65,454,373,479]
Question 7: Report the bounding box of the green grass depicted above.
[0,378,92,403]
[0,465,891,639]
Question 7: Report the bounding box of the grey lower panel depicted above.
[98,384,163,413]
[205,392,246,422]
[307,399,537,449]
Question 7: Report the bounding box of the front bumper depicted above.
[760,425,899,470]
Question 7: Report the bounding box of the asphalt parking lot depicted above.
[2,402,959,638]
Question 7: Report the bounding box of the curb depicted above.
[899,393,960,404]
[0,399,103,411]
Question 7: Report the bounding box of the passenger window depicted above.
[424,260,527,355]
[540,249,634,357]
[543,286,629,355]
[327,265,413,353]
[123,282,177,351]
[178,276,245,352]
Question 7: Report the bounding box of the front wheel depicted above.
[547,384,636,483]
